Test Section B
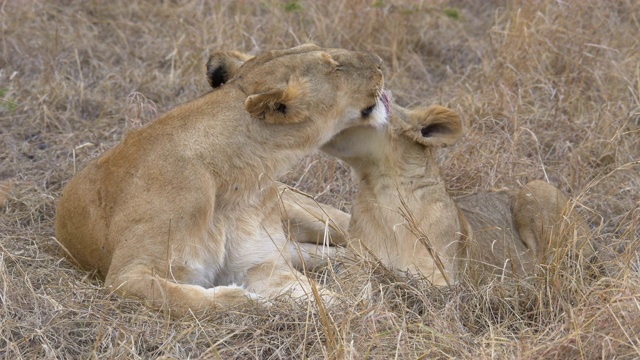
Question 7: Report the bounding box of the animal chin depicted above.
[366,90,391,129]
[364,90,391,129]
[381,90,391,121]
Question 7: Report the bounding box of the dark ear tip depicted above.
[276,103,287,114]
[421,124,444,138]
[206,64,227,89]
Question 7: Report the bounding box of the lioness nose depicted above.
[367,52,383,69]
[332,50,383,70]
[352,51,382,69]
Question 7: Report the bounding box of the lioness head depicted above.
[206,44,389,142]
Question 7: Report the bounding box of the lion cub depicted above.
[55,44,390,314]
[283,102,594,285]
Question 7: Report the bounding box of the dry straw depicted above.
[1,0,638,358]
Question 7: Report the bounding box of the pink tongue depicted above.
[381,91,391,117]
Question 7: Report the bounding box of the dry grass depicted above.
[1,0,639,358]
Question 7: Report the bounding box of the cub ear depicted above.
[395,105,463,147]
[206,51,253,88]
[244,79,309,124]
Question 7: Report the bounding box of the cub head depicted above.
[206,44,389,143]
[320,101,462,165]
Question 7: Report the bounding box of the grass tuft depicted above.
[1,0,639,358]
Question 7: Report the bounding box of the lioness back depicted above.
[56,93,242,278]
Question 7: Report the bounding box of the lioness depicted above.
[280,102,594,285]
[55,44,389,314]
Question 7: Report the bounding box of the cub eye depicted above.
[361,104,375,117]
[276,103,287,114]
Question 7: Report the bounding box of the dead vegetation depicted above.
[1,0,638,358]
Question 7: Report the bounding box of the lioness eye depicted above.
[361,104,375,117]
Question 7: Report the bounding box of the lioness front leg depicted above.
[277,182,350,246]
[105,264,264,316]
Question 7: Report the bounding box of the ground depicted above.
[1,1,639,358]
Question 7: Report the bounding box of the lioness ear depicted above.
[244,79,309,124]
[206,51,253,88]
[395,105,463,147]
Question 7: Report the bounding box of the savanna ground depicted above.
[1,0,639,358]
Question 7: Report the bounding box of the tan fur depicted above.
[285,102,594,285]
[277,184,349,247]
[0,179,13,208]
[54,44,389,315]
[276,183,350,271]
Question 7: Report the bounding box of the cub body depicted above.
[284,102,593,285]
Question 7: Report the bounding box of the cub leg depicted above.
[288,241,343,271]
[513,180,592,261]
[277,182,350,246]
[513,180,593,262]
[513,180,566,261]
